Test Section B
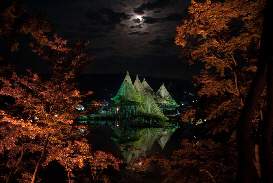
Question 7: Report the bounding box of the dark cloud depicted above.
[151,49,164,54]
[147,37,175,48]
[143,16,161,24]
[142,13,186,25]
[133,7,145,15]
[85,8,129,25]
[81,26,101,33]
[148,38,161,45]
[91,48,107,52]
[153,10,161,13]
[135,0,170,12]
[161,37,175,47]
[129,24,143,29]
[106,46,115,50]
[78,24,106,37]
[23,0,193,80]
[144,0,170,10]
[128,31,150,35]
[165,13,185,21]
[84,55,199,80]
[91,46,115,53]
[161,41,174,47]
[62,31,77,38]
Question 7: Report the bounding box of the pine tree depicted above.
[134,75,146,97]
[112,72,143,117]
[134,76,163,116]
[141,78,166,119]
[157,83,179,112]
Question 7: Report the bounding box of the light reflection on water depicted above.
[84,120,181,165]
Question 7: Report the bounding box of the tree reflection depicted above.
[111,123,178,164]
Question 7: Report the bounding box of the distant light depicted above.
[54,114,58,117]
[204,119,207,122]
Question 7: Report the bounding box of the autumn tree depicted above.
[174,0,267,182]
[0,3,121,183]
[236,0,273,182]
[129,139,237,183]
[176,0,265,130]
[0,2,50,76]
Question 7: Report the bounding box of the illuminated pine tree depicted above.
[157,83,179,112]
[134,76,165,118]
[141,78,166,119]
[134,75,145,96]
[142,78,154,93]
[112,72,143,117]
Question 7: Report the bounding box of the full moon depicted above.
[132,15,144,24]
[135,15,143,22]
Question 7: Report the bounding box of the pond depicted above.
[85,121,193,182]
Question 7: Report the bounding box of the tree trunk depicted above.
[236,0,273,182]
[260,0,273,182]
[254,143,261,178]
[6,145,24,183]
[236,61,267,183]
[31,134,51,183]
[260,65,273,183]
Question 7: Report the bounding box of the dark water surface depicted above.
[86,122,193,183]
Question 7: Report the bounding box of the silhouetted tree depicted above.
[0,3,121,183]
[175,0,268,182]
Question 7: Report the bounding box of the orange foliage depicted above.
[0,3,121,182]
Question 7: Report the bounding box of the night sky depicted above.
[24,0,200,80]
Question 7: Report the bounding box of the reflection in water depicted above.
[111,124,179,164]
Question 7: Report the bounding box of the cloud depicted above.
[135,0,170,12]
[147,37,176,49]
[85,8,130,25]
[84,54,199,80]
[129,24,143,29]
[148,38,161,45]
[133,7,145,15]
[153,10,161,13]
[128,31,150,35]
[165,13,185,21]
[91,46,115,53]
[161,37,175,47]
[143,16,161,24]
[144,0,170,10]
